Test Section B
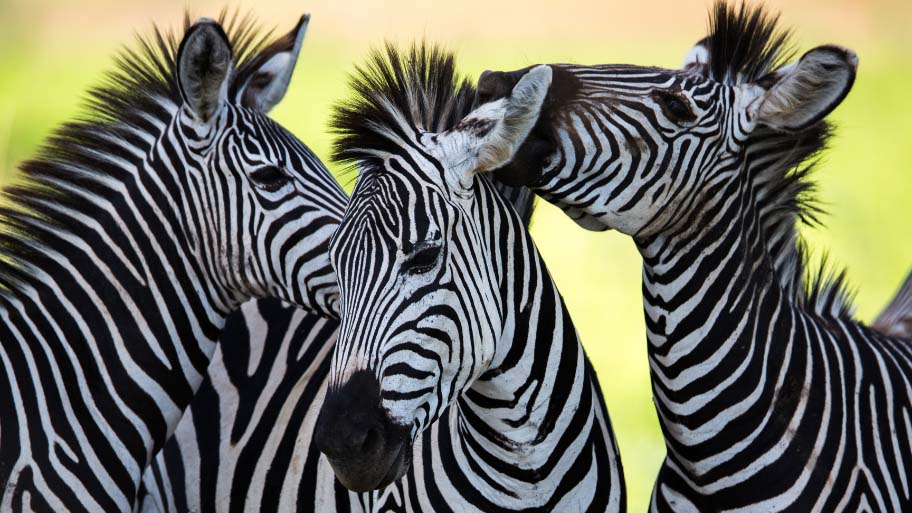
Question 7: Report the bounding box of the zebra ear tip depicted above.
[294,14,310,47]
[190,17,218,28]
[681,39,710,70]
[527,64,551,76]
[181,18,230,52]
[509,65,552,114]
[234,13,311,113]
[522,65,553,89]
[291,14,310,42]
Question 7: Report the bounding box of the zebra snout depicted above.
[314,370,412,492]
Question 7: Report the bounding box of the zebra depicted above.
[136,46,577,513]
[0,13,349,513]
[311,43,625,512]
[475,1,912,511]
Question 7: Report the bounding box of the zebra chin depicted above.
[313,369,414,492]
[325,438,412,492]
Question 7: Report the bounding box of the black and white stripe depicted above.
[138,300,345,513]
[0,14,347,512]
[481,2,912,511]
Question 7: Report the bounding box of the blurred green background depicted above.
[0,0,909,509]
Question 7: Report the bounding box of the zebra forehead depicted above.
[351,162,451,203]
[345,176,451,231]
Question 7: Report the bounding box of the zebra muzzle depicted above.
[314,370,412,492]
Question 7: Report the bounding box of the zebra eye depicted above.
[250,165,291,192]
[655,91,696,123]
[403,243,442,275]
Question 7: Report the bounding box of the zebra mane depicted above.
[749,127,856,320]
[701,1,793,85]
[332,43,476,168]
[702,2,856,319]
[0,12,281,291]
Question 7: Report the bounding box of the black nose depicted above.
[314,408,383,459]
[475,67,533,107]
[314,370,383,458]
[313,370,411,492]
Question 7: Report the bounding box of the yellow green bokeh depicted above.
[1,1,909,510]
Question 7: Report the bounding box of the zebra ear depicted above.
[177,19,234,124]
[474,65,552,173]
[749,45,858,132]
[234,15,309,113]
[681,37,710,75]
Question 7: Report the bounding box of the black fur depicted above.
[702,0,794,85]
[331,43,476,171]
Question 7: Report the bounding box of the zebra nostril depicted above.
[360,427,381,455]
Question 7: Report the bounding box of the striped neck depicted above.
[446,181,612,505]
[0,100,241,511]
[637,169,787,471]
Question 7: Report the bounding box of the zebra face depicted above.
[314,65,551,492]
[171,18,346,316]
[479,45,857,239]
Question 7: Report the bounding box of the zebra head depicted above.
[169,16,345,316]
[313,45,550,492]
[477,2,857,240]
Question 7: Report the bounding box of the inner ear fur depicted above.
[475,65,552,172]
[177,19,234,123]
[753,45,858,132]
[490,65,578,187]
[234,14,309,113]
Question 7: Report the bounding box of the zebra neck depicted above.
[636,174,794,465]
[638,170,775,337]
[0,104,235,502]
[455,228,595,493]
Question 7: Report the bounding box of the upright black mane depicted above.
[0,12,282,292]
[331,43,476,170]
[702,1,793,85]
[331,43,536,222]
